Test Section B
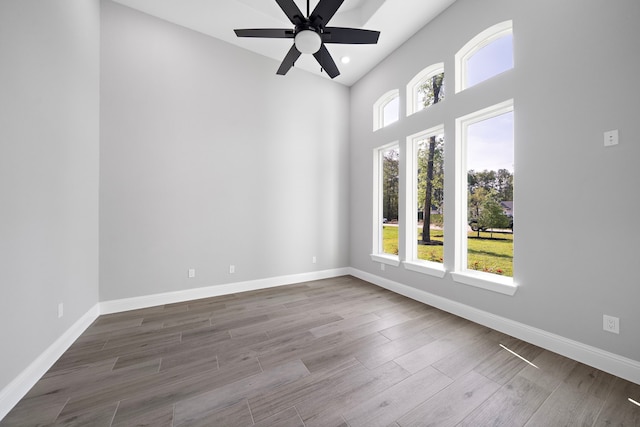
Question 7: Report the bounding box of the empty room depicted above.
[1,0,639,425]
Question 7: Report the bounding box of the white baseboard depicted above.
[100,268,350,315]
[0,304,100,421]
[349,267,640,385]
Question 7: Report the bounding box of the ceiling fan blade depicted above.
[322,27,380,44]
[310,0,344,27]
[277,44,302,75]
[234,28,294,39]
[275,0,305,25]
[313,44,340,78]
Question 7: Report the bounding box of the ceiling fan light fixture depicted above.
[234,0,381,79]
[294,30,322,54]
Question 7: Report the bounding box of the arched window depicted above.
[373,89,399,131]
[406,63,445,116]
[449,22,516,294]
[455,20,513,93]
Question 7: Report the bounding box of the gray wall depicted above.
[99,2,351,301]
[350,0,640,361]
[0,0,100,390]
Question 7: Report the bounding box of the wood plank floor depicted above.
[2,276,639,426]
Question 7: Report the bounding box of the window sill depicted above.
[451,271,518,296]
[403,260,446,278]
[370,253,401,267]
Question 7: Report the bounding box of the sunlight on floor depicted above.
[499,344,539,369]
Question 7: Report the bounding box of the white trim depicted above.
[0,304,100,421]
[455,20,513,93]
[403,260,446,278]
[451,271,516,296]
[100,268,350,314]
[406,63,444,116]
[349,267,640,385]
[370,253,401,267]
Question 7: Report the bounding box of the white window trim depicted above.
[373,89,400,131]
[451,270,516,296]
[371,142,400,266]
[406,63,444,117]
[455,20,513,94]
[402,125,446,278]
[454,99,517,296]
[403,260,446,278]
[371,253,401,267]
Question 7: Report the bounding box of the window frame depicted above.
[371,142,401,266]
[452,99,517,295]
[373,89,400,131]
[454,20,513,94]
[402,125,446,277]
[406,63,444,116]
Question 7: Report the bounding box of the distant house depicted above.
[500,201,513,216]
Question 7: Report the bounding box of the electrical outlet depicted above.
[604,129,619,147]
[229,265,235,274]
[58,303,64,319]
[603,315,619,334]
[312,256,317,264]
[188,268,196,278]
[380,263,385,271]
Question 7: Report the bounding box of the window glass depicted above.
[406,64,444,116]
[417,72,445,112]
[465,110,514,277]
[381,145,400,255]
[466,34,513,88]
[373,90,400,130]
[455,21,513,93]
[382,96,399,127]
[415,133,444,263]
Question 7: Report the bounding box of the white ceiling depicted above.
[111,0,457,86]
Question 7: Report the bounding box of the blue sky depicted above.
[466,34,514,173]
[467,34,513,88]
[467,111,514,173]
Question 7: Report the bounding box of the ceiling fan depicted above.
[234,0,380,79]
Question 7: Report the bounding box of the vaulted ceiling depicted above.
[111,0,458,86]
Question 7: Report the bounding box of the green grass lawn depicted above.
[467,231,513,276]
[382,226,513,276]
[382,225,400,255]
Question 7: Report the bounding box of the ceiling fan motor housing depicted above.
[294,23,322,54]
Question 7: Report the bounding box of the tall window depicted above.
[372,143,400,265]
[406,63,445,116]
[404,126,446,277]
[373,90,400,130]
[454,100,515,294]
[455,20,513,93]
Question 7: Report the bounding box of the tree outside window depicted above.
[381,146,399,255]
